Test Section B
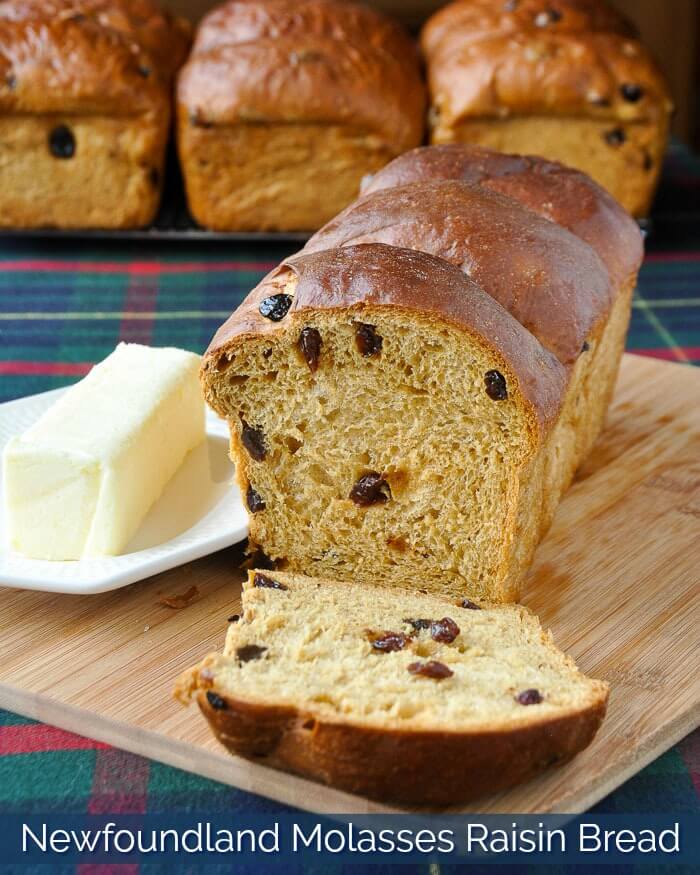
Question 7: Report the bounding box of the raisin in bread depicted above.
[176,569,608,806]
[0,0,190,229]
[202,243,568,602]
[420,0,672,217]
[176,0,425,231]
[201,149,643,601]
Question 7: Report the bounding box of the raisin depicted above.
[643,153,654,172]
[253,572,287,591]
[138,64,151,78]
[237,644,267,663]
[503,0,519,10]
[408,660,454,679]
[484,370,508,400]
[49,125,75,159]
[246,485,266,513]
[516,688,543,705]
[604,128,626,147]
[259,294,293,322]
[534,8,562,26]
[240,418,267,461]
[460,598,482,610]
[5,73,16,90]
[404,618,432,631]
[581,340,590,352]
[227,614,240,623]
[299,327,322,372]
[431,617,460,643]
[369,631,408,652]
[206,691,227,709]
[349,471,391,506]
[355,323,383,357]
[149,167,160,189]
[620,83,643,103]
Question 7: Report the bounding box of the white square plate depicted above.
[0,388,248,594]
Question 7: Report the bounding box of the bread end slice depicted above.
[176,570,608,806]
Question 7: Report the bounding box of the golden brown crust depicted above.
[422,0,672,130]
[422,0,634,56]
[0,0,190,116]
[196,686,608,806]
[303,180,612,365]
[361,144,644,285]
[203,243,569,435]
[177,0,424,150]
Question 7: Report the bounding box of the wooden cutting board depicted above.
[1,354,698,814]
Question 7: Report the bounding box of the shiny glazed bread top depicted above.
[178,0,425,150]
[421,0,672,128]
[361,144,644,285]
[0,0,191,115]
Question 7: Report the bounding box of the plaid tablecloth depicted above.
[0,143,699,823]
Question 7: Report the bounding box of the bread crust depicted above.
[361,144,643,285]
[303,180,612,365]
[422,0,635,57]
[195,683,608,806]
[0,1,190,115]
[422,0,671,125]
[178,0,423,147]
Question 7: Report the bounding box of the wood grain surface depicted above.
[0,353,698,814]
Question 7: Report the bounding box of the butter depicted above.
[3,343,205,560]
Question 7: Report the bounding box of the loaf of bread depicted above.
[201,145,642,602]
[176,0,425,232]
[177,569,608,805]
[0,0,190,229]
[421,0,673,217]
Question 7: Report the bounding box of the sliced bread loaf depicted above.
[201,151,642,600]
[201,243,567,601]
[176,569,608,806]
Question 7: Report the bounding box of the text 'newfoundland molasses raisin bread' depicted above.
[420,0,673,217]
[0,0,190,229]
[177,0,425,232]
[176,570,609,806]
[201,145,643,603]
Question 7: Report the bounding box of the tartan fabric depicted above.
[0,143,698,830]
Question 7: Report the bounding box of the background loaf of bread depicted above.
[0,0,190,229]
[421,0,673,216]
[177,0,426,231]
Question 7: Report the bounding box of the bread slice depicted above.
[176,569,609,806]
[201,243,568,602]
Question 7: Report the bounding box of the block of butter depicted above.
[3,343,205,560]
